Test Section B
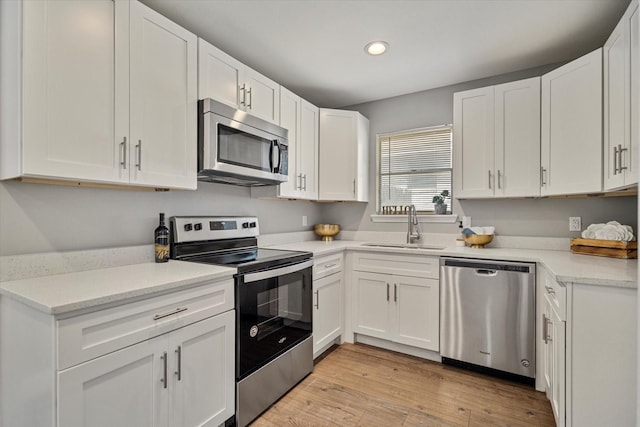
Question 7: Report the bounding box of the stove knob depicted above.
[194,223,202,231]
[184,223,193,232]
[242,222,249,229]
[250,222,257,228]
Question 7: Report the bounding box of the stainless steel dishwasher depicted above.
[440,257,535,383]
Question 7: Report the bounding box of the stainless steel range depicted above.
[170,216,313,427]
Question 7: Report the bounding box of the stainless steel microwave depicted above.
[198,98,288,186]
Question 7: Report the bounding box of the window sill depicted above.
[370,214,459,223]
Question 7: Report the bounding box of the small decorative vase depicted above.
[434,203,447,215]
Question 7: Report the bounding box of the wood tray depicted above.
[570,238,637,259]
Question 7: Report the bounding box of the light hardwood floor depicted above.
[252,343,555,427]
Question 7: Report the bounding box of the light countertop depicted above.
[268,240,637,289]
[0,261,236,315]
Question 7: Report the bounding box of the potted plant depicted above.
[432,190,449,214]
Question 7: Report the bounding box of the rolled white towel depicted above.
[581,222,635,241]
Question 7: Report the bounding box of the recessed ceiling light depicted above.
[365,41,389,56]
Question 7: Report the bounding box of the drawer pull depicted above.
[324,263,338,268]
[153,307,188,320]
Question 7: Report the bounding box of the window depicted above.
[377,125,452,213]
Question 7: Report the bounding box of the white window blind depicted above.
[378,125,452,213]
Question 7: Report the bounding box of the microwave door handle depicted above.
[272,140,281,173]
[269,140,276,172]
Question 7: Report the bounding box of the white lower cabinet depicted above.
[312,253,344,357]
[542,278,566,427]
[59,312,234,427]
[0,279,235,427]
[350,252,439,352]
[539,267,637,427]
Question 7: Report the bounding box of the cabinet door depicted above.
[494,77,541,197]
[604,14,630,190]
[58,336,169,427]
[541,49,602,196]
[392,276,439,351]
[628,3,639,185]
[197,38,244,108]
[542,295,553,398]
[549,307,565,427]
[245,67,280,123]
[351,271,391,339]
[299,99,319,200]
[278,87,301,198]
[130,1,197,190]
[453,86,495,198]
[319,109,358,201]
[313,272,343,355]
[21,0,129,184]
[169,312,235,427]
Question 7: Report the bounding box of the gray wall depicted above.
[322,63,638,237]
[0,180,322,256]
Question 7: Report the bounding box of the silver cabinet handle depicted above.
[619,144,628,171]
[542,314,549,344]
[314,290,319,309]
[546,318,553,343]
[386,283,390,301]
[394,284,397,302]
[497,170,502,189]
[324,263,338,268]
[297,173,302,190]
[153,307,188,320]
[120,137,127,169]
[135,140,142,170]
[161,352,168,388]
[239,84,246,106]
[488,170,492,189]
[613,145,619,175]
[353,179,356,195]
[303,174,307,191]
[247,87,252,108]
[540,166,547,187]
[175,346,182,381]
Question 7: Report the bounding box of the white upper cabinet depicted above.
[130,1,197,190]
[298,98,320,200]
[251,87,319,200]
[453,86,495,198]
[453,77,540,198]
[541,48,603,196]
[318,108,369,202]
[0,0,197,190]
[3,0,128,184]
[604,0,639,190]
[198,38,280,123]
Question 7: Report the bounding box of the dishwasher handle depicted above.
[475,269,498,276]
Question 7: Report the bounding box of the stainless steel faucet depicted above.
[406,204,421,244]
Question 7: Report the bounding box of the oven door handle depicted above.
[243,260,313,283]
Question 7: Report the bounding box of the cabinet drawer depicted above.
[351,252,439,279]
[57,279,233,370]
[543,272,566,320]
[313,253,343,279]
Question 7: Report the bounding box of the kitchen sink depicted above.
[361,243,446,250]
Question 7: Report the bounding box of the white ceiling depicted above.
[141,0,630,108]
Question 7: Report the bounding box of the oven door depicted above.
[236,260,312,380]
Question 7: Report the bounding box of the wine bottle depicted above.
[154,213,169,263]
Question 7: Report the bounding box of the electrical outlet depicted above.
[302,215,308,227]
[569,216,582,232]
